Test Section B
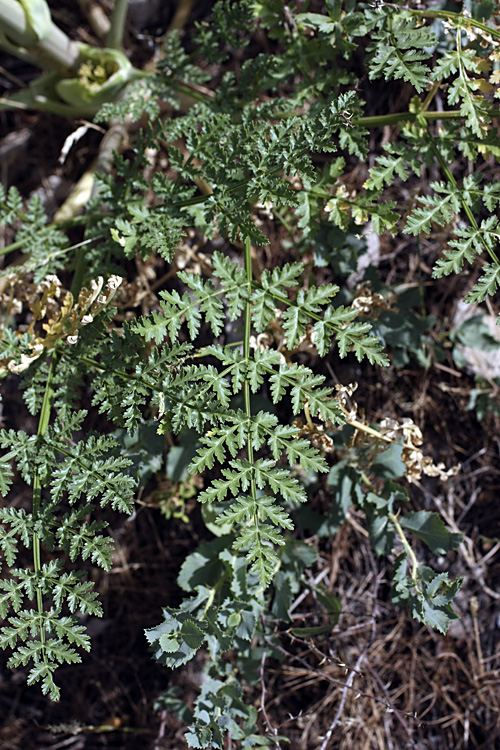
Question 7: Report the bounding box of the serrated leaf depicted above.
[465,263,500,304]
[400,511,463,554]
[177,537,228,592]
[404,194,454,236]
[364,152,409,191]
[181,620,205,650]
[159,635,180,652]
[367,14,434,93]
[336,322,389,365]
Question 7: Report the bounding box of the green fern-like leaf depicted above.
[364,149,410,191]
[337,321,389,366]
[432,218,498,277]
[432,46,491,138]
[366,11,435,93]
[404,193,455,236]
[233,522,282,587]
[252,263,303,330]
[464,263,500,304]
[211,251,249,318]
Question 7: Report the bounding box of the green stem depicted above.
[168,80,213,104]
[389,512,419,582]
[243,237,253,428]
[243,236,259,522]
[357,109,500,128]
[0,0,81,73]
[201,570,229,620]
[0,92,100,117]
[410,8,500,41]
[106,0,129,51]
[424,125,500,267]
[32,353,57,660]
[70,248,88,298]
[0,237,28,256]
[420,81,441,114]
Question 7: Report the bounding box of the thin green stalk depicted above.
[357,109,500,128]
[389,512,419,582]
[32,352,57,661]
[70,248,88,298]
[28,180,87,661]
[424,124,500,267]
[0,97,30,112]
[0,93,98,117]
[243,236,259,521]
[201,570,229,620]
[420,81,441,114]
[0,235,94,258]
[410,8,500,41]
[106,0,129,51]
[168,80,213,104]
[0,237,28,256]
[243,237,253,430]
[272,205,297,242]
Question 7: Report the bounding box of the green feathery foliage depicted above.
[6,0,500,743]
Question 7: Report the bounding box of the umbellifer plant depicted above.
[0,0,143,115]
[2,0,500,745]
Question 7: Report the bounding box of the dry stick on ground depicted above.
[261,628,419,729]
[364,660,414,743]
[320,561,385,749]
[312,545,419,748]
[318,647,368,750]
[259,640,283,750]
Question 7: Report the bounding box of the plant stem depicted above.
[389,512,419,582]
[243,235,259,527]
[70,247,88,298]
[410,8,500,41]
[0,237,28,256]
[106,0,129,51]
[201,570,228,619]
[303,403,314,431]
[168,80,213,103]
[425,125,500,267]
[348,418,413,453]
[243,236,254,447]
[0,92,99,117]
[0,0,81,72]
[32,353,57,660]
[357,108,500,128]
[420,82,441,113]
